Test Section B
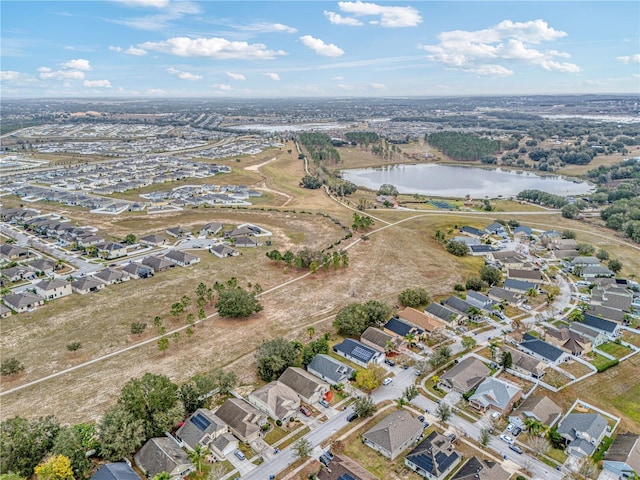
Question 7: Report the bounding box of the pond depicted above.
[340,164,594,198]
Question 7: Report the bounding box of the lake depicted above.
[340,164,594,198]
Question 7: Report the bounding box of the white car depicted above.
[382,378,392,386]
[506,423,514,432]
[500,434,514,444]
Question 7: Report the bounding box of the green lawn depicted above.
[588,352,616,370]
[612,382,640,426]
[592,436,613,463]
[546,447,568,464]
[276,426,310,450]
[598,342,633,359]
[264,425,288,444]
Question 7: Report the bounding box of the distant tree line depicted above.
[426,132,501,161]
[298,132,341,164]
[266,247,349,272]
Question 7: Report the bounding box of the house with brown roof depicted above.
[451,457,510,480]
[439,357,490,393]
[164,249,200,266]
[508,269,543,284]
[1,266,36,283]
[278,367,330,405]
[210,244,239,258]
[360,326,403,352]
[0,243,32,261]
[511,395,562,428]
[142,255,175,272]
[502,345,548,378]
[214,398,267,444]
[362,410,423,460]
[34,278,72,300]
[28,259,56,275]
[134,437,192,480]
[603,433,640,478]
[247,381,300,422]
[544,326,592,355]
[72,276,106,295]
[93,268,130,285]
[398,307,446,333]
[316,454,378,480]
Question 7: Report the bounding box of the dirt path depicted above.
[245,156,294,207]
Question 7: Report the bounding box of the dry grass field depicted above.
[2,140,639,428]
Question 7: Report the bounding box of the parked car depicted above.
[500,435,514,444]
[382,377,392,385]
[512,427,522,437]
[418,415,425,422]
[234,450,246,460]
[506,423,514,432]
[509,445,523,454]
[299,406,311,417]
[346,412,359,422]
[384,359,395,366]
[325,451,334,461]
[319,454,331,467]
[319,399,330,408]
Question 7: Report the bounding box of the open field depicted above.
[558,360,594,379]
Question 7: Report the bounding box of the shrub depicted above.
[1,357,25,376]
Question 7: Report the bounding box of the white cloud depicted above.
[139,37,287,59]
[0,71,21,81]
[112,1,201,31]
[324,11,363,26]
[420,19,579,76]
[370,82,386,89]
[227,72,246,80]
[147,88,167,95]
[241,22,297,34]
[263,72,280,81]
[337,1,421,27]
[39,68,85,80]
[337,83,358,90]
[125,46,148,56]
[83,79,112,87]
[113,0,170,7]
[61,58,91,71]
[332,76,344,81]
[167,67,202,80]
[300,35,344,57]
[109,46,123,52]
[212,83,232,91]
[617,53,640,64]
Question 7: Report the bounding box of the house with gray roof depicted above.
[425,303,462,325]
[134,437,192,480]
[209,244,239,258]
[278,367,330,405]
[485,222,507,236]
[603,433,640,478]
[122,262,154,279]
[384,317,423,338]
[1,265,36,283]
[454,236,480,246]
[452,457,509,480]
[28,259,56,275]
[0,304,12,318]
[511,395,562,428]
[164,249,200,267]
[72,276,106,295]
[571,256,601,267]
[405,430,461,480]
[362,410,423,460]
[581,313,621,339]
[175,408,236,459]
[214,398,267,443]
[519,333,568,365]
[201,222,223,236]
[582,265,615,279]
[488,287,519,306]
[502,345,547,378]
[439,357,490,393]
[306,354,354,385]
[139,234,168,246]
[93,268,130,285]
[360,326,402,352]
[508,269,543,284]
[0,243,32,261]
[568,323,608,348]
[557,413,609,458]
[459,226,485,238]
[333,338,383,367]
[90,463,140,480]
[466,291,496,311]
[142,255,175,272]
[247,381,300,422]
[468,377,522,415]
[443,296,474,316]
[503,278,536,294]
[316,454,378,480]
[3,291,44,313]
[234,236,260,248]
[34,278,72,300]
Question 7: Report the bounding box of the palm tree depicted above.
[404,332,417,347]
[384,340,396,353]
[187,445,210,474]
[524,418,547,436]
[526,287,538,298]
[467,306,482,321]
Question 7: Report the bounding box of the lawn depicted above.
[587,352,617,370]
[546,447,568,464]
[558,360,593,379]
[598,342,634,359]
[276,426,310,450]
[264,425,289,445]
[592,436,613,463]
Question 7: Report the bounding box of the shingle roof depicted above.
[582,313,618,334]
[604,433,640,470]
[72,276,105,291]
[175,408,226,449]
[488,287,518,304]
[469,377,521,410]
[134,437,190,478]
[443,296,474,315]
[35,278,69,291]
[214,398,265,441]
[519,336,565,362]
[384,317,421,337]
[91,463,140,480]
[514,395,562,426]
[425,303,459,323]
[508,269,542,281]
[440,357,490,392]
[360,327,397,350]
[452,457,510,480]
[333,339,380,364]
[363,410,423,458]
[249,381,299,420]
[306,354,354,384]
[3,291,43,309]
[558,414,608,443]
[503,278,535,292]
[406,431,460,477]
[278,367,329,400]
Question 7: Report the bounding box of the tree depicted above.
[65,342,81,352]
[118,373,184,439]
[195,282,208,300]
[479,427,492,447]
[480,266,502,286]
[34,455,73,480]
[446,240,469,257]
[608,259,622,274]
[526,287,538,298]
[353,396,376,418]
[436,403,451,423]
[568,308,584,323]
[467,305,483,320]
[524,418,546,436]
[300,175,322,189]
[465,277,486,291]
[157,336,169,353]
[51,424,96,479]
[355,366,385,391]
[403,385,418,401]
[404,332,417,347]
[1,358,25,376]
[500,351,513,369]
[123,233,137,245]
[547,428,564,449]
[293,438,312,459]
[525,435,551,456]
[152,474,171,480]
[216,288,262,318]
[488,342,498,360]
[170,302,184,320]
[377,184,398,196]
[152,315,163,332]
[398,288,430,308]
[98,405,146,460]
[461,336,477,350]
[414,360,429,376]
[0,416,60,477]
[596,249,610,261]
[333,303,370,337]
[130,322,147,335]
[187,445,211,474]
[255,338,299,381]
[577,243,595,256]
[306,326,315,339]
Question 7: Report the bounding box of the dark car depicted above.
[319,454,331,466]
[512,427,522,437]
[325,451,334,461]
[347,412,359,422]
[418,415,425,422]
[384,359,395,366]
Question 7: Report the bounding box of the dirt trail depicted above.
[245,156,294,207]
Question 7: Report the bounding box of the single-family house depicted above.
[201,222,223,236]
[248,380,300,421]
[3,291,44,313]
[306,354,354,385]
[93,268,130,285]
[164,249,201,266]
[503,278,536,294]
[397,307,446,333]
[439,357,490,393]
[166,226,190,238]
[28,259,56,275]
[333,338,383,367]
[0,244,32,261]
[451,457,510,480]
[214,398,267,443]
[134,437,192,480]
[224,227,255,239]
[139,234,168,247]
[587,305,625,324]
[175,408,236,459]
[278,367,330,405]
[142,255,175,272]
[405,431,461,480]
[96,242,127,260]
[316,454,378,480]
[488,287,519,306]
[513,226,532,240]
[582,265,615,279]
[571,256,601,268]
[210,244,239,258]
[34,278,72,300]
[568,323,608,348]
[485,222,507,236]
[557,413,609,457]
[544,327,591,355]
[362,410,423,460]
[72,276,106,295]
[603,433,640,478]
[469,244,495,256]
[424,303,462,325]
[502,345,547,378]
[360,326,403,352]
[581,313,621,339]
[443,296,475,317]
[383,317,423,339]
[511,395,562,428]
[459,226,486,238]
[1,266,36,283]
[491,251,528,270]
[90,463,140,480]
[454,236,481,246]
[508,269,543,284]
[519,333,568,364]
[468,377,522,415]
[122,262,154,279]
[233,236,259,248]
[466,291,496,311]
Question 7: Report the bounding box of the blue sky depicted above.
[1,0,639,97]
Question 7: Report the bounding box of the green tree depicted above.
[152,473,171,480]
[306,326,315,339]
[98,405,146,461]
[255,338,299,381]
[398,288,430,308]
[187,445,210,474]
[488,342,498,360]
[170,302,184,320]
[377,184,398,196]
[0,416,60,477]
[461,336,477,350]
[152,316,163,332]
[300,175,322,189]
[195,282,208,300]
[500,351,513,369]
[333,303,370,337]
[0,474,26,480]
[353,395,376,418]
[65,342,81,352]
[596,249,610,261]
[157,336,169,353]
[293,438,312,459]
[479,427,492,447]
[524,418,546,436]
[446,240,469,257]
[130,322,147,335]
[465,277,486,291]
[355,367,383,391]
[403,385,418,401]
[123,234,137,245]
[180,295,191,310]
[216,288,262,318]
[467,305,483,320]
[480,266,502,286]
[51,424,96,479]
[608,259,622,274]
[34,455,73,480]
[0,358,25,376]
[118,373,184,439]
[436,403,451,423]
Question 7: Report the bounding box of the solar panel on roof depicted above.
[191,412,211,431]
[338,474,356,480]
[351,345,373,361]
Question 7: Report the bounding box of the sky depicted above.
[1,0,639,98]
